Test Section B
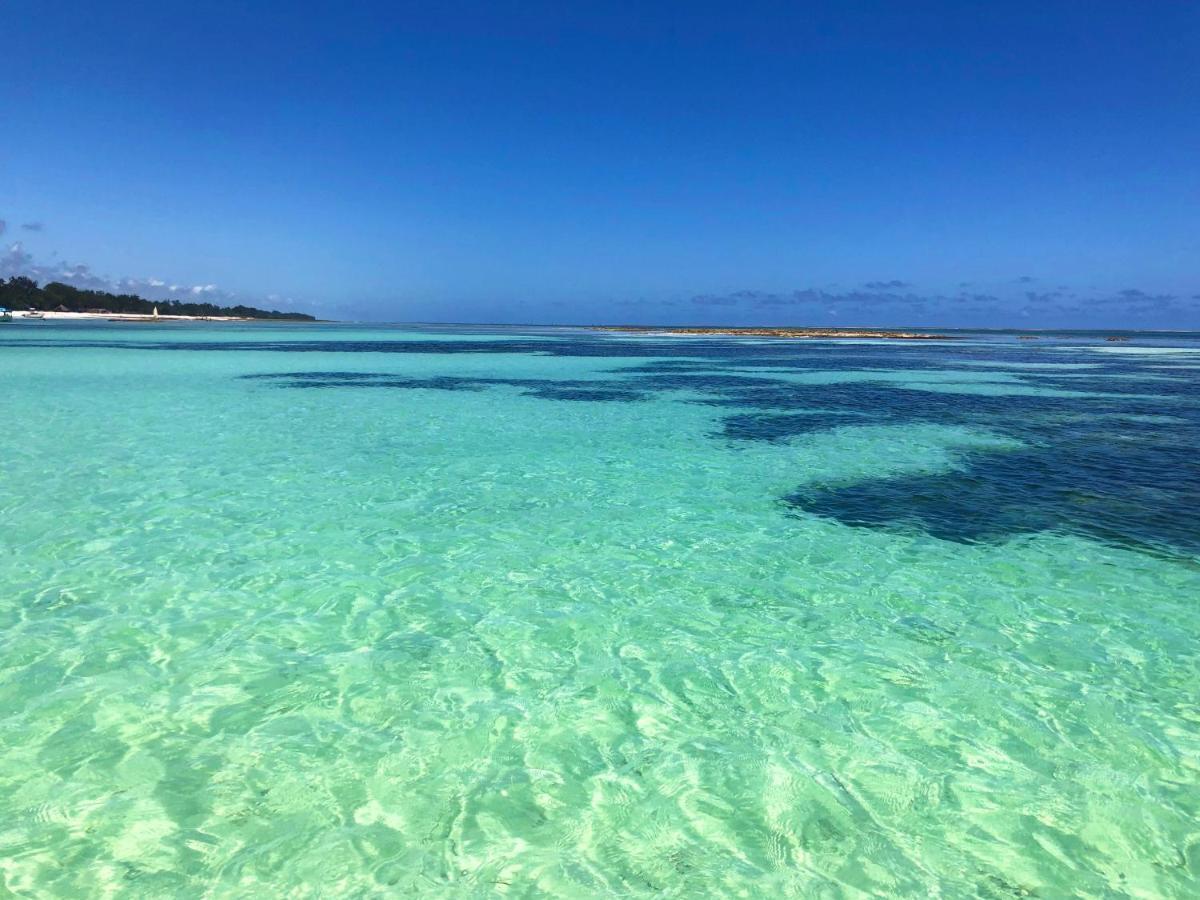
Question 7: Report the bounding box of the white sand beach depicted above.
[5,310,255,322]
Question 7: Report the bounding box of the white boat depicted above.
[24,309,45,320]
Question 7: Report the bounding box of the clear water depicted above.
[1,322,1198,897]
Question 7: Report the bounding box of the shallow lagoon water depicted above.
[1,323,1198,897]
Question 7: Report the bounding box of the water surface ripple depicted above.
[1,323,1198,896]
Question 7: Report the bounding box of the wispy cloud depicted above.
[0,213,310,311]
[689,287,935,309]
[1009,287,1191,322]
[1107,288,1177,308]
[691,293,743,306]
[675,282,1200,327]
[863,279,910,290]
[1023,290,1064,303]
[1,237,279,308]
[1,242,36,277]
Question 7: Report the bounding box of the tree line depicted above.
[0,276,316,320]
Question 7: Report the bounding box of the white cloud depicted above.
[1,242,36,277]
[2,239,241,304]
[1,214,313,315]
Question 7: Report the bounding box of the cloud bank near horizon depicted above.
[1,240,240,306]
[3,213,1195,327]
[646,284,1197,328]
[1,223,300,312]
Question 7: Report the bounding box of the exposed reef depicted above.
[592,326,954,340]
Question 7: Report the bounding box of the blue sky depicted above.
[3,1,1198,326]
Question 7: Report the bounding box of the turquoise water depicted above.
[1,323,1198,897]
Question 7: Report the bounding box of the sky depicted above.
[2,1,1198,327]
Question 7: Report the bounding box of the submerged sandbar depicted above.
[592,325,955,339]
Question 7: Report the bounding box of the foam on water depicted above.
[1,323,1198,896]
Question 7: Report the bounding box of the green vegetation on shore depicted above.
[0,276,315,320]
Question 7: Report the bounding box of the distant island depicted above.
[592,326,952,339]
[0,276,316,321]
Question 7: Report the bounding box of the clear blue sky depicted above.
[3,1,1198,326]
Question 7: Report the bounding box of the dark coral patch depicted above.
[786,438,1200,557]
[243,371,647,403]
[229,335,1200,558]
[719,413,868,442]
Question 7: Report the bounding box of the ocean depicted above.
[1,322,1198,896]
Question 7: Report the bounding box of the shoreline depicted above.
[3,311,308,323]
